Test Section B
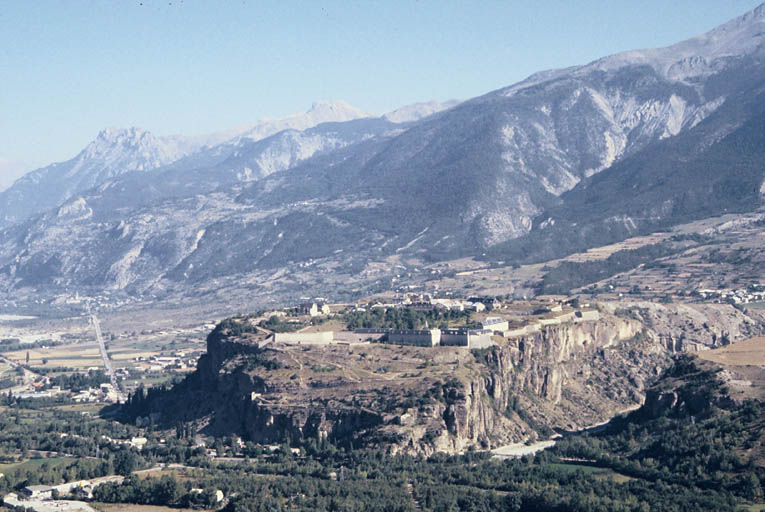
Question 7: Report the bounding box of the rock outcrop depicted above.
[130,303,764,455]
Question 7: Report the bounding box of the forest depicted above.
[343,307,473,330]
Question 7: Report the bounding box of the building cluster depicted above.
[260,294,602,350]
[7,374,125,403]
[101,434,148,450]
[356,317,511,349]
[72,383,121,403]
[695,284,765,304]
[7,475,223,507]
[132,351,199,372]
[12,388,65,400]
[8,474,124,504]
[359,294,500,313]
[296,302,332,317]
[352,307,602,348]
[273,294,504,320]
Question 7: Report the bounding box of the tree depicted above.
[154,475,183,505]
[113,449,139,476]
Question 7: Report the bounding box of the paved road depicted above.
[88,309,125,402]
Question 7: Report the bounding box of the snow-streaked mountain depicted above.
[383,100,462,123]
[203,117,395,182]
[1,4,764,298]
[235,100,373,142]
[0,127,202,227]
[0,101,374,229]
[86,117,397,209]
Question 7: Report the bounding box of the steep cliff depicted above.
[129,303,764,455]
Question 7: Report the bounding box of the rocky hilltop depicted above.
[126,302,764,455]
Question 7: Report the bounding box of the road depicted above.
[87,307,126,403]
[0,354,44,393]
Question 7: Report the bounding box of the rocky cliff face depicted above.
[134,303,763,455]
[424,314,651,453]
[638,356,741,420]
[602,302,764,351]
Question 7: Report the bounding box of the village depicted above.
[694,284,765,304]
[0,427,303,512]
[247,293,601,350]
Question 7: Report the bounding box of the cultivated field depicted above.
[698,336,765,401]
[698,336,765,366]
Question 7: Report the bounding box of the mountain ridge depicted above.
[0,100,376,229]
[1,4,763,299]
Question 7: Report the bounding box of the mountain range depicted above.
[1,4,764,301]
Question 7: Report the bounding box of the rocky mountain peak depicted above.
[237,100,372,143]
[76,126,184,169]
[95,126,150,142]
[85,126,159,155]
[307,100,370,119]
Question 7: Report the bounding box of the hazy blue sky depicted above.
[1,0,762,189]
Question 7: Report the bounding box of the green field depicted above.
[93,504,197,512]
[548,462,635,482]
[0,456,74,472]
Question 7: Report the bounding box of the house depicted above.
[464,301,486,312]
[273,331,333,345]
[130,436,148,450]
[468,297,501,310]
[481,316,509,332]
[387,329,441,347]
[73,484,94,499]
[190,489,225,503]
[439,329,470,346]
[296,303,331,317]
[440,329,493,348]
[19,485,52,500]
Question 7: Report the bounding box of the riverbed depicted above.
[491,405,641,459]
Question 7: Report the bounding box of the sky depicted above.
[0,0,762,190]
